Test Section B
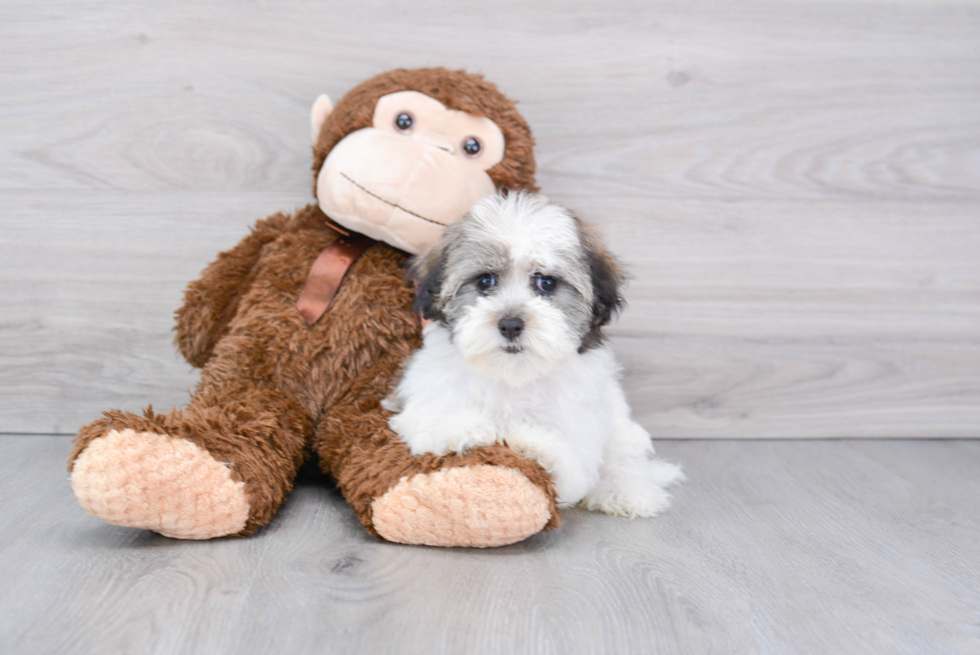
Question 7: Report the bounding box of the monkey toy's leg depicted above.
[315,354,561,548]
[68,210,318,539]
[68,374,311,539]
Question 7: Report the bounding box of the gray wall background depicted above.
[2,0,978,437]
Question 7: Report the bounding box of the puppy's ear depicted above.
[410,241,448,322]
[576,217,626,352]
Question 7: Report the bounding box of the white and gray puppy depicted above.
[384,192,683,516]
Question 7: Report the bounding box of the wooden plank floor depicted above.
[1,435,978,654]
[2,0,979,437]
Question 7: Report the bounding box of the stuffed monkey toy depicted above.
[68,68,560,547]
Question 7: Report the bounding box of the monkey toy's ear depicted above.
[409,243,448,323]
[310,94,334,144]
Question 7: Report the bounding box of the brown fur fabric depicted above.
[70,69,559,541]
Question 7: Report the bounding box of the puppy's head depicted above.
[412,192,625,384]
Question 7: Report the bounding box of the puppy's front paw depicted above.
[502,424,551,466]
[505,424,593,506]
[390,409,497,456]
[445,422,498,455]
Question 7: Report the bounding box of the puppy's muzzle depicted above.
[498,316,524,341]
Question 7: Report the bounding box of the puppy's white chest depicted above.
[388,325,622,501]
[473,352,615,457]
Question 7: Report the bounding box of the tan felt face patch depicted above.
[373,91,505,169]
[317,127,496,254]
[316,90,506,255]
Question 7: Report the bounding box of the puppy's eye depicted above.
[476,273,497,292]
[394,112,414,132]
[534,275,557,294]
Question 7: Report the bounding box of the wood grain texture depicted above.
[2,435,978,654]
[1,0,979,435]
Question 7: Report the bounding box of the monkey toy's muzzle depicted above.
[316,128,496,254]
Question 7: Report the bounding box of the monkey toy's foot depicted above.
[370,464,554,548]
[70,426,250,540]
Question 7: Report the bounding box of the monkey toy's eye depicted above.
[534,275,557,294]
[462,137,482,157]
[394,112,414,132]
[476,273,497,292]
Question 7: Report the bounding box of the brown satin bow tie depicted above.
[296,222,375,326]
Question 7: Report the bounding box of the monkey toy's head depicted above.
[310,68,538,254]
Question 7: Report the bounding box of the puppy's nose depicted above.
[498,316,524,341]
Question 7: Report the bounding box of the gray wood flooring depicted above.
[1,435,978,655]
[2,0,979,437]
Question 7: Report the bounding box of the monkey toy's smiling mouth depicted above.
[314,97,502,255]
[340,172,446,227]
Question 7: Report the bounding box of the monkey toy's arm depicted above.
[174,212,292,368]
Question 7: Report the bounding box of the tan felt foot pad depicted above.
[70,428,249,539]
[371,464,552,548]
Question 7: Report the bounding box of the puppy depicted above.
[384,192,683,516]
